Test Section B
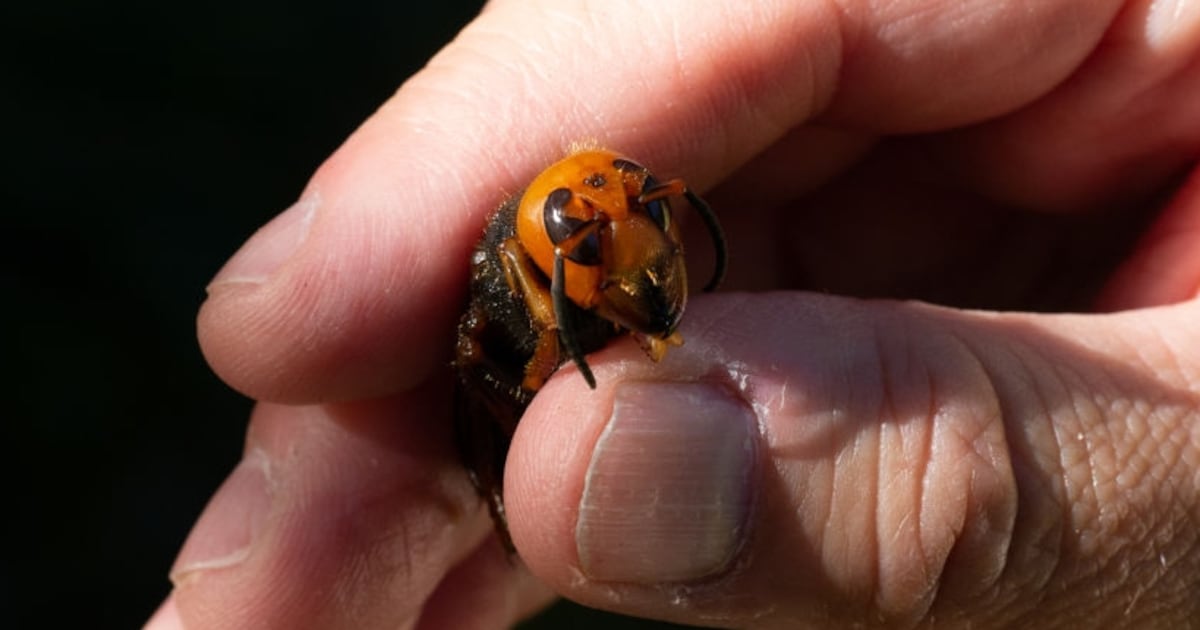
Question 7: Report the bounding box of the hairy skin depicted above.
[162,0,1200,628]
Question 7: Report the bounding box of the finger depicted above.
[506,293,1200,627]
[198,0,1122,403]
[929,0,1200,210]
[415,539,557,629]
[166,392,531,629]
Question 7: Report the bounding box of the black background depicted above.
[5,2,688,627]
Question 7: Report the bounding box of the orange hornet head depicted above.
[514,149,727,384]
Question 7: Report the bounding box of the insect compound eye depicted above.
[614,159,671,231]
[543,187,601,266]
[640,174,671,232]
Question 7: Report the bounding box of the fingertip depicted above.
[196,162,467,402]
[575,381,757,583]
[506,338,767,624]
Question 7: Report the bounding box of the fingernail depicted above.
[170,449,273,584]
[208,196,317,290]
[577,381,757,583]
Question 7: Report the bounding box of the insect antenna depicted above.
[684,190,727,292]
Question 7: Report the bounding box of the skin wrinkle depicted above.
[872,0,949,50]
[868,317,894,613]
[1128,487,1176,609]
[826,0,868,62]
[1137,407,1199,598]
[1032,351,1099,584]
[926,331,993,607]
[872,317,896,614]
[1076,359,1148,577]
[907,320,1005,618]
[901,318,934,599]
[792,3,846,131]
[963,331,1065,609]
[819,432,839,598]
[816,0,850,116]
[935,308,1200,627]
[931,384,998,590]
[873,338,889,615]
[1048,359,1107,559]
[661,3,842,183]
[917,358,942,605]
[1155,407,1191,492]
[863,416,883,609]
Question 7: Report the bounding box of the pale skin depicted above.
[149,0,1200,627]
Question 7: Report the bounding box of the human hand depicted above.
[149,0,1200,627]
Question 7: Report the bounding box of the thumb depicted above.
[505,293,1200,627]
